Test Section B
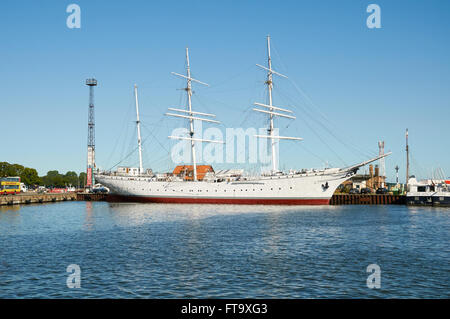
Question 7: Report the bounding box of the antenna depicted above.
[253,35,301,173]
[166,48,223,181]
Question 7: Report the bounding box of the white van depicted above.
[20,183,28,193]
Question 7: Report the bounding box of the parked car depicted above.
[92,187,109,194]
[376,188,389,194]
[37,186,47,194]
[349,188,360,194]
[360,188,372,194]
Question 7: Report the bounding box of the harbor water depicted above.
[0,202,448,298]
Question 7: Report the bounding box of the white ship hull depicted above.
[95,169,353,205]
[406,177,450,207]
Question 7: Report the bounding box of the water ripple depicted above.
[0,202,449,298]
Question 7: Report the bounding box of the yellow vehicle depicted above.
[0,177,21,195]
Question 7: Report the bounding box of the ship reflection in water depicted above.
[104,202,340,227]
[0,202,448,298]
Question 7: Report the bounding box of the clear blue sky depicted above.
[1,0,449,182]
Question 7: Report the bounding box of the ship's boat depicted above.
[95,36,389,205]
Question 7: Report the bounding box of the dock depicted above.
[1,193,406,206]
[76,193,108,201]
[330,194,405,205]
[0,192,77,206]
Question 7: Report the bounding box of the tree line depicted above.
[0,162,87,188]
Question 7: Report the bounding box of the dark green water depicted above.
[0,202,448,298]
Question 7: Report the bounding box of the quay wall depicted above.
[330,194,406,205]
[0,192,77,206]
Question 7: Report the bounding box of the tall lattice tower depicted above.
[86,78,97,189]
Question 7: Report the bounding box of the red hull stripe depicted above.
[106,195,330,205]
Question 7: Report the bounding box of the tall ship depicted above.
[95,36,389,205]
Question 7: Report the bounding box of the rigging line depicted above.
[191,92,249,131]
[207,64,256,90]
[275,87,374,159]
[108,144,140,171]
[194,93,246,115]
[409,151,427,180]
[119,108,136,166]
[191,94,215,116]
[271,43,375,158]
[204,85,262,94]
[148,153,173,169]
[271,42,334,123]
[292,85,375,158]
[291,125,329,165]
[141,123,172,156]
[106,99,134,168]
[108,118,169,171]
[290,101,348,166]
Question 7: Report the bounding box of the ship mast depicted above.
[267,36,276,172]
[254,35,303,173]
[406,128,409,192]
[166,48,223,181]
[134,84,143,175]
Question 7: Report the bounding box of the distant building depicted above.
[339,164,386,192]
[366,164,386,190]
